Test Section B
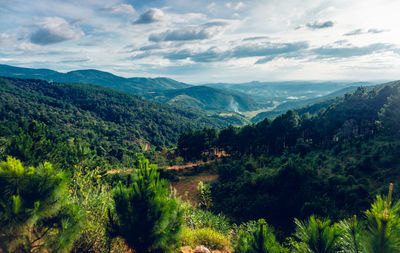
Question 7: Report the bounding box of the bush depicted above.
[183,206,232,235]
[235,219,286,253]
[69,164,114,252]
[107,157,183,252]
[0,157,81,252]
[181,227,230,250]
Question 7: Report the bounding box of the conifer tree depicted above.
[235,219,286,253]
[339,215,363,253]
[293,216,342,253]
[363,183,400,253]
[0,157,81,252]
[107,156,183,252]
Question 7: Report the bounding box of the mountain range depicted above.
[0,64,378,122]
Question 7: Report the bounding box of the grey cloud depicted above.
[133,8,164,24]
[139,44,162,51]
[231,42,308,58]
[344,28,386,36]
[368,28,385,34]
[306,20,334,30]
[30,17,83,45]
[31,28,72,45]
[312,43,395,58]
[344,29,363,36]
[242,36,269,41]
[149,22,228,42]
[163,41,308,63]
[255,56,276,64]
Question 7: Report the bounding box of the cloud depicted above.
[242,36,269,41]
[234,2,245,10]
[133,8,164,24]
[344,28,386,36]
[255,56,276,64]
[149,21,228,42]
[105,4,135,15]
[306,20,334,29]
[163,41,308,63]
[367,28,385,34]
[230,42,308,58]
[312,43,395,58]
[344,29,363,36]
[30,17,83,45]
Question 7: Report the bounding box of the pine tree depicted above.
[107,156,183,252]
[339,215,363,253]
[235,219,286,253]
[293,216,342,253]
[363,183,400,253]
[0,157,81,252]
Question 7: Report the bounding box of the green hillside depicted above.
[178,81,400,235]
[0,64,190,95]
[0,76,231,167]
[145,85,261,112]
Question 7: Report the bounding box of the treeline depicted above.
[177,81,400,236]
[178,83,400,159]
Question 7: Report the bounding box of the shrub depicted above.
[0,157,81,252]
[183,206,232,235]
[107,157,183,252]
[181,226,230,250]
[293,216,342,253]
[69,164,114,252]
[235,219,286,253]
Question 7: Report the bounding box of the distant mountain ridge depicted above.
[0,64,190,95]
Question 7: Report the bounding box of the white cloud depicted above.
[107,4,135,15]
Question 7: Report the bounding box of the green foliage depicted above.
[183,205,232,235]
[338,215,363,253]
[235,219,286,253]
[363,184,400,253]
[0,157,81,252]
[198,181,213,210]
[107,156,183,252]
[293,216,342,253]
[69,164,114,252]
[181,226,231,251]
[0,76,230,167]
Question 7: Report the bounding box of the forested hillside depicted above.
[178,81,400,236]
[0,64,190,95]
[0,76,231,168]
[144,85,261,112]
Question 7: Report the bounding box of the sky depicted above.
[0,0,399,83]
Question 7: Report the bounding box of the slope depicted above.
[0,76,231,165]
[144,85,261,112]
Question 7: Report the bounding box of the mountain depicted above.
[143,85,261,112]
[250,85,361,121]
[0,64,190,95]
[205,81,376,105]
[0,76,234,166]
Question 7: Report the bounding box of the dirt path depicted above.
[107,160,213,174]
[171,172,219,205]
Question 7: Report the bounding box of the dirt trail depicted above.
[171,172,219,205]
[107,160,213,174]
